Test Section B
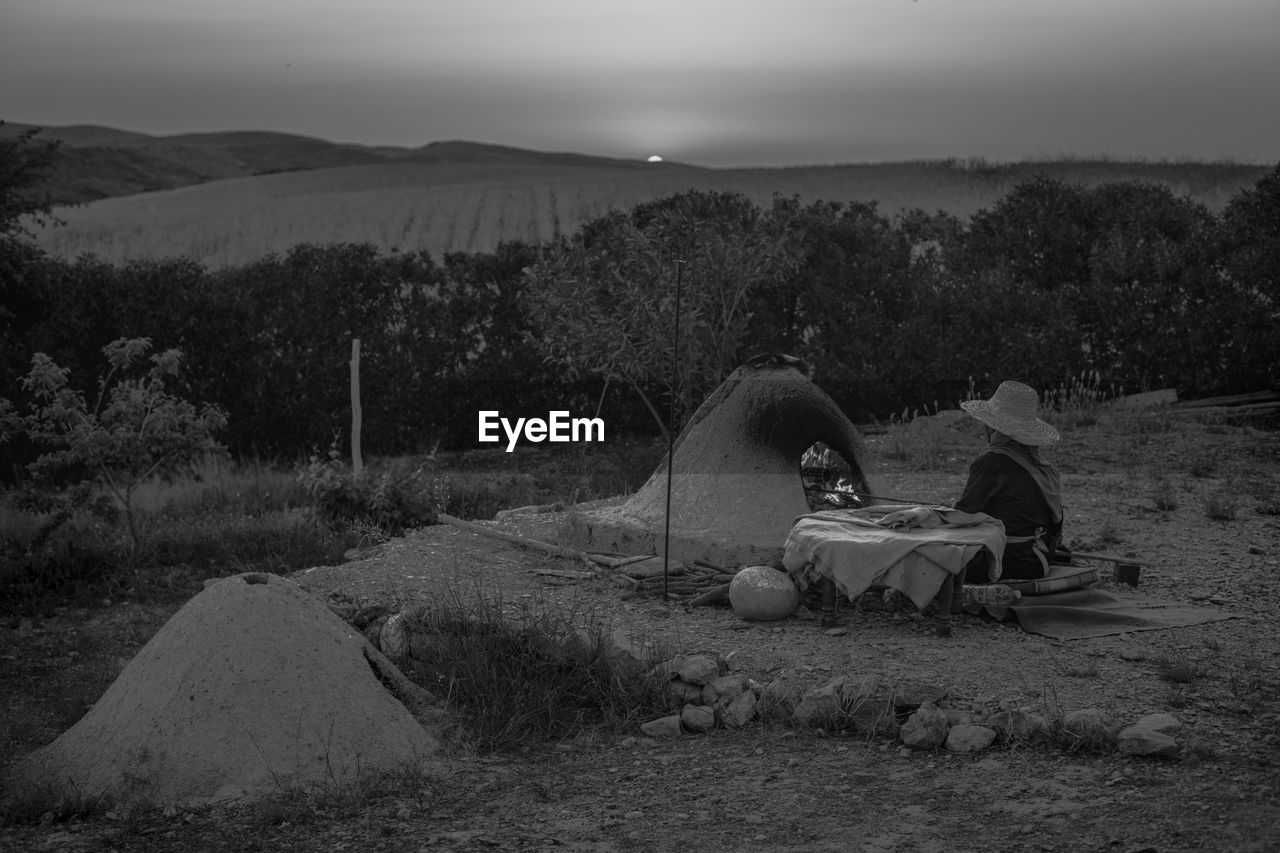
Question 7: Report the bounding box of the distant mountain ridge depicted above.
[8,120,1271,269]
[0,121,674,204]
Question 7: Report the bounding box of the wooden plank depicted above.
[1169,402,1280,417]
[1175,390,1280,409]
[1069,550,1153,567]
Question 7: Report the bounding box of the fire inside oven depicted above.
[800,442,869,511]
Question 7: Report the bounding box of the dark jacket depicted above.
[956,438,1063,580]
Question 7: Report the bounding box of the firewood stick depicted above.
[693,558,739,575]
[436,512,602,569]
[688,583,732,606]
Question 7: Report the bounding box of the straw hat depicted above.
[960,381,1060,446]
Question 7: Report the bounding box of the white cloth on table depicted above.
[782,505,1007,610]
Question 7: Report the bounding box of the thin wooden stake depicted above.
[350,338,363,478]
[662,260,685,600]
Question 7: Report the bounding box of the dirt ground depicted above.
[4,411,1279,852]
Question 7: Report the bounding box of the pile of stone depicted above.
[641,663,1183,758]
[335,595,1182,760]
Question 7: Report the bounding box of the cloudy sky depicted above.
[2,0,1277,167]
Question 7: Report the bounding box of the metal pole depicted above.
[662,260,685,599]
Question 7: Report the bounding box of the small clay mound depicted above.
[566,358,876,566]
[15,573,441,806]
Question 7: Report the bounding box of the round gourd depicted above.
[729,565,800,621]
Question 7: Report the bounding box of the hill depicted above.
[0,122,670,205]
[9,122,1269,268]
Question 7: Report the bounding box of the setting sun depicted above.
[647,154,663,162]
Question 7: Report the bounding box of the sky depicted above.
[2,0,1278,168]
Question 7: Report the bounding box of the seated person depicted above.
[953,380,1064,583]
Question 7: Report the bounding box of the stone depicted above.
[794,678,847,729]
[988,709,1049,742]
[1062,708,1122,745]
[1131,713,1182,735]
[702,675,745,706]
[900,702,950,750]
[729,565,801,622]
[945,709,974,727]
[893,682,947,713]
[603,629,656,671]
[639,715,683,738]
[669,680,705,704]
[1117,727,1179,757]
[848,695,896,736]
[379,613,408,659]
[722,691,758,729]
[1117,713,1182,758]
[680,704,716,733]
[762,673,800,707]
[677,655,721,686]
[946,724,997,753]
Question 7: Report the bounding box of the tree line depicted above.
[2,124,1277,477]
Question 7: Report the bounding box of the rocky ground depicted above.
[3,409,1279,851]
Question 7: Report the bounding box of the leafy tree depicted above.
[762,196,918,418]
[961,175,1094,291]
[525,191,795,435]
[6,338,227,552]
[1073,182,1220,390]
[1218,162,1280,391]
[1221,162,1280,306]
[0,122,63,243]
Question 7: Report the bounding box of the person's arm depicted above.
[955,453,1001,514]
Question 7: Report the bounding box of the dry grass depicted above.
[1043,370,1118,430]
[1151,477,1179,511]
[1202,490,1240,521]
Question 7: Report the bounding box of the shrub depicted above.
[3,338,226,554]
[0,503,124,608]
[1202,490,1239,521]
[297,445,437,535]
[399,586,671,752]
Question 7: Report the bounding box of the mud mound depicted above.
[565,358,876,566]
[16,573,441,806]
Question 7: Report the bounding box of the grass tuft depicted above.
[1202,490,1239,521]
[398,585,673,752]
[1151,477,1179,511]
[1153,654,1208,685]
[1043,370,1116,430]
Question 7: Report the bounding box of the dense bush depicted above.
[296,446,438,536]
[2,164,1277,475]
